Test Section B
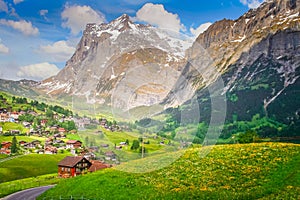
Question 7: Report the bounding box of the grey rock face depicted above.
[165,0,300,107]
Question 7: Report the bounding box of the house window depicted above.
[67,168,70,172]
[61,167,64,172]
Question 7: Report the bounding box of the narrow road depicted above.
[0,155,24,163]
[2,185,54,200]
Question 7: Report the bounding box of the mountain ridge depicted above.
[1,0,299,124]
[165,0,299,106]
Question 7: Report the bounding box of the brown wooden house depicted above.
[58,156,91,178]
[66,140,82,149]
[88,160,110,172]
[1,142,11,149]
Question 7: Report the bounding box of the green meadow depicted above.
[0,153,69,183]
[39,143,300,199]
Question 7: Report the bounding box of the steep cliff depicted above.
[165,0,300,109]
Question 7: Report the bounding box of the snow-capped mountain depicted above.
[38,14,192,110]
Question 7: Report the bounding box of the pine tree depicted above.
[11,136,18,154]
[131,140,140,150]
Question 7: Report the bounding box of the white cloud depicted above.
[17,62,60,80]
[39,9,48,20]
[0,42,9,54]
[13,0,24,4]
[0,0,8,13]
[190,22,212,38]
[136,3,185,33]
[240,0,265,9]
[40,40,76,62]
[0,19,39,36]
[10,6,19,17]
[61,4,106,35]
[39,9,48,16]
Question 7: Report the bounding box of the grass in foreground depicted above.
[39,143,300,199]
[0,153,69,183]
[0,173,60,198]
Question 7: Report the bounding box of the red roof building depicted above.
[1,142,12,149]
[58,156,91,178]
[58,127,66,133]
[0,149,10,155]
[88,160,110,172]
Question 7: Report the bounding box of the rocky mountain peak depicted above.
[165,0,300,107]
[38,13,190,111]
[107,13,134,32]
[84,13,144,38]
[191,0,299,74]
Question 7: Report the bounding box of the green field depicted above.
[0,135,47,144]
[0,154,8,159]
[77,128,175,162]
[0,153,69,183]
[39,143,300,199]
[0,122,29,134]
[0,173,60,198]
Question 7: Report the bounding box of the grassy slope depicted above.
[0,154,69,183]
[0,135,47,143]
[0,122,29,134]
[40,143,300,199]
[77,128,172,162]
[0,173,60,198]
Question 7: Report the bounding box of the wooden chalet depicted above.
[0,149,10,155]
[45,146,57,154]
[19,140,27,146]
[104,151,117,160]
[1,142,12,149]
[66,140,82,149]
[88,160,110,172]
[58,127,66,133]
[40,119,48,126]
[58,156,91,178]
[0,113,9,122]
[10,130,20,134]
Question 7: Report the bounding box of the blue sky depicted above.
[0,0,265,80]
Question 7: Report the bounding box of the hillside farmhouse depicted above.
[58,156,91,178]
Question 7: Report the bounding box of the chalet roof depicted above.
[101,144,109,147]
[58,156,90,168]
[54,139,65,143]
[66,140,82,144]
[105,151,116,157]
[88,161,109,172]
[1,141,11,145]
